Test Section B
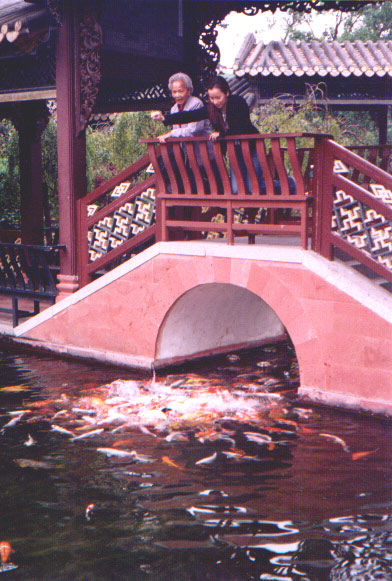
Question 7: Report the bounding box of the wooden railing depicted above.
[141,133,325,247]
[0,243,64,326]
[76,135,392,291]
[312,139,392,283]
[77,153,157,286]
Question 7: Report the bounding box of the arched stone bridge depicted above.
[9,241,392,416]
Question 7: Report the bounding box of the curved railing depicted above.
[312,139,392,283]
[77,153,156,286]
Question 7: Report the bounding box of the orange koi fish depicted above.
[0,541,14,564]
[162,456,184,470]
[85,504,95,521]
[351,450,377,461]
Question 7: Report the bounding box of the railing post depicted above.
[76,197,89,288]
[312,135,334,259]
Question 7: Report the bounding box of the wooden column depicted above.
[18,102,48,245]
[56,0,86,299]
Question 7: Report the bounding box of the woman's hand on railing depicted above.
[158,132,172,143]
[151,111,165,122]
[209,132,220,142]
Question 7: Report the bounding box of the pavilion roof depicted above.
[233,34,392,78]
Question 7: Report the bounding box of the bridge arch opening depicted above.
[155,282,288,365]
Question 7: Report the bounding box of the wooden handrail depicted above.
[78,156,156,287]
[313,138,392,283]
[141,132,318,247]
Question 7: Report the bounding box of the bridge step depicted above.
[335,248,392,294]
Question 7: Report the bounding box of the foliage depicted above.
[340,2,392,42]
[86,111,161,191]
[283,4,392,43]
[0,120,20,228]
[42,118,58,225]
[252,84,378,147]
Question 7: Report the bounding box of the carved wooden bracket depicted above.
[48,0,63,25]
[78,4,103,134]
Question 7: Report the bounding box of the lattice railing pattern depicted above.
[87,185,155,262]
[315,140,392,283]
[78,154,157,285]
[332,184,392,270]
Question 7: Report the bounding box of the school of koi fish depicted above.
[0,347,377,572]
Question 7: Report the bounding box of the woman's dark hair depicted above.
[206,76,230,134]
[206,75,230,94]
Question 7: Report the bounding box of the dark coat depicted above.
[163,94,258,136]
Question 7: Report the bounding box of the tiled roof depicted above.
[233,33,392,78]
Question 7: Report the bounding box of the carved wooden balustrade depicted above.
[77,153,156,286]
[76,135,392,291]
[141,133,322,247]
[312,140,392,283]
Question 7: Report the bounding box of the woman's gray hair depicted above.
[168,72,193,93]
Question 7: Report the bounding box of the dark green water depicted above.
[0,343,391,580]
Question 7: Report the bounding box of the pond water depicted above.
[0,342,391,580]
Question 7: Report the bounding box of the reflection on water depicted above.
[0,342,391,580]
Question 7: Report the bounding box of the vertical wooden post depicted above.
[18,102,47,245]
[312,135,334,259]
[56,0,87,300]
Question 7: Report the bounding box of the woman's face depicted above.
[171,80,191,106]
[208,87,229,110]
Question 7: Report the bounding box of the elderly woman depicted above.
[154,76,295,195]
[157,72,210,143]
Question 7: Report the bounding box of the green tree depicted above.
[0,119,20,228]
[340,2,392,42]
[86,111,161,191]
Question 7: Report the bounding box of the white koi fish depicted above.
[23,434,36,446]
[2,413,25,429]
[244,432,273,444]
[195,452,218,466]
[71,429,104,441]
[50,424,75,437]
[96,448,154,463]
[319,433,350,453]
[96,447,136,458]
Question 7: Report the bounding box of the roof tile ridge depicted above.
[361,40,382,72]
[354,39,375,72]
[366,40,390,72]
[343,40,366,73]
[233,32,255,71]
[279,40,298,74]
[286,39,307,75]
[246,38,266,70]
[377,40,392,66]
[320,39,342,73]
[255,41,275,72]
[310,40,332,73]
[299,40,319,72]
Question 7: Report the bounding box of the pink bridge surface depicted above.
[12,242,392,416]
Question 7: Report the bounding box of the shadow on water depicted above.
[0,342,391,579]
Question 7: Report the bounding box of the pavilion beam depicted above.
[56,0,86,299]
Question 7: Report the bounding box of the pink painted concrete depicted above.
[18,252,392,414]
